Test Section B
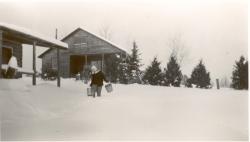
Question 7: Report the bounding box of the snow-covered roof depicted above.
[82,28,128,53]
[62,27,128,53]
[39,27,128,58]
[0,22,68,49]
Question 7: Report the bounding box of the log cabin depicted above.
[39,28,127,79]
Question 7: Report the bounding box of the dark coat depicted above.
[90,71,108,86]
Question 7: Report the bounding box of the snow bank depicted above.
[1,78,83,120]
[0,77,248,141]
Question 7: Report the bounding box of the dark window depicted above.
[73,36,87,46]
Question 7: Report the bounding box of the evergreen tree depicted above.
[117,57,130,84]
[231,56,248,89]
[127,41,142,83]
[165,56,182,87]
[142,57,162,85]
[185,78,193,88]
[106,54,122,83]
[190,59,211,88]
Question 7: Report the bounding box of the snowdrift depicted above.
[0,77,248,141]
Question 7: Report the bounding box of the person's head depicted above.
[91,65,97,72]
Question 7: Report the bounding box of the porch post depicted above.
[101,54,104,72]
[0,30,2,78]
[84,55,88,82]
[32,41,37,85]
[57,48,60,87]
[85,55,87,66]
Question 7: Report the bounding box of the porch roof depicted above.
[0,22,68,49]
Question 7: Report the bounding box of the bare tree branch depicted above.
[166,34,189,66]
[98,24,113,40]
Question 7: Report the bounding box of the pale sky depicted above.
[0,0,248,82]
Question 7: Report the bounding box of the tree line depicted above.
[106,41,248,90]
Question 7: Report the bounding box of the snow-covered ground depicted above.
[0,77,248,141]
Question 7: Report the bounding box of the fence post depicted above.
[216,79,220,89]
[32,41,36,85]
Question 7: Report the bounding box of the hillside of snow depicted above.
[0,77,248,141]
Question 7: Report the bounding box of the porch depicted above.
[69,53,108,78]
[0,23,68,87]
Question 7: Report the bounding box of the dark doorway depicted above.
[70,55,84,77]
[2,47,12,64]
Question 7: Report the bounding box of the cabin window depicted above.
[73,36,87,46]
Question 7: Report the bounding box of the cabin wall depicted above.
[42,49,54,73]
[63,30,122,54]
[42,51,111,78]
[41,49,70,78]
[41,29,126,78]
[60,50,70,78]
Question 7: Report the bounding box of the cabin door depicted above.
[2,47,12,64]
[70,55,84,77]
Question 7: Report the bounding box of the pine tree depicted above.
[185,78,193,88]
[117,57,130,84]
[190,59,211,88]
[165,56,182,87]
[106,54,122,83]
[231,56,248,89]
[142,57,162,85]
[127,41,142,83]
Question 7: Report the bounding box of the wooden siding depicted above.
[41,49,70,78]
[64,29,123,54]
[41,29,125,78]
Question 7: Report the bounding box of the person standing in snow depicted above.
[90,65,108,97]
